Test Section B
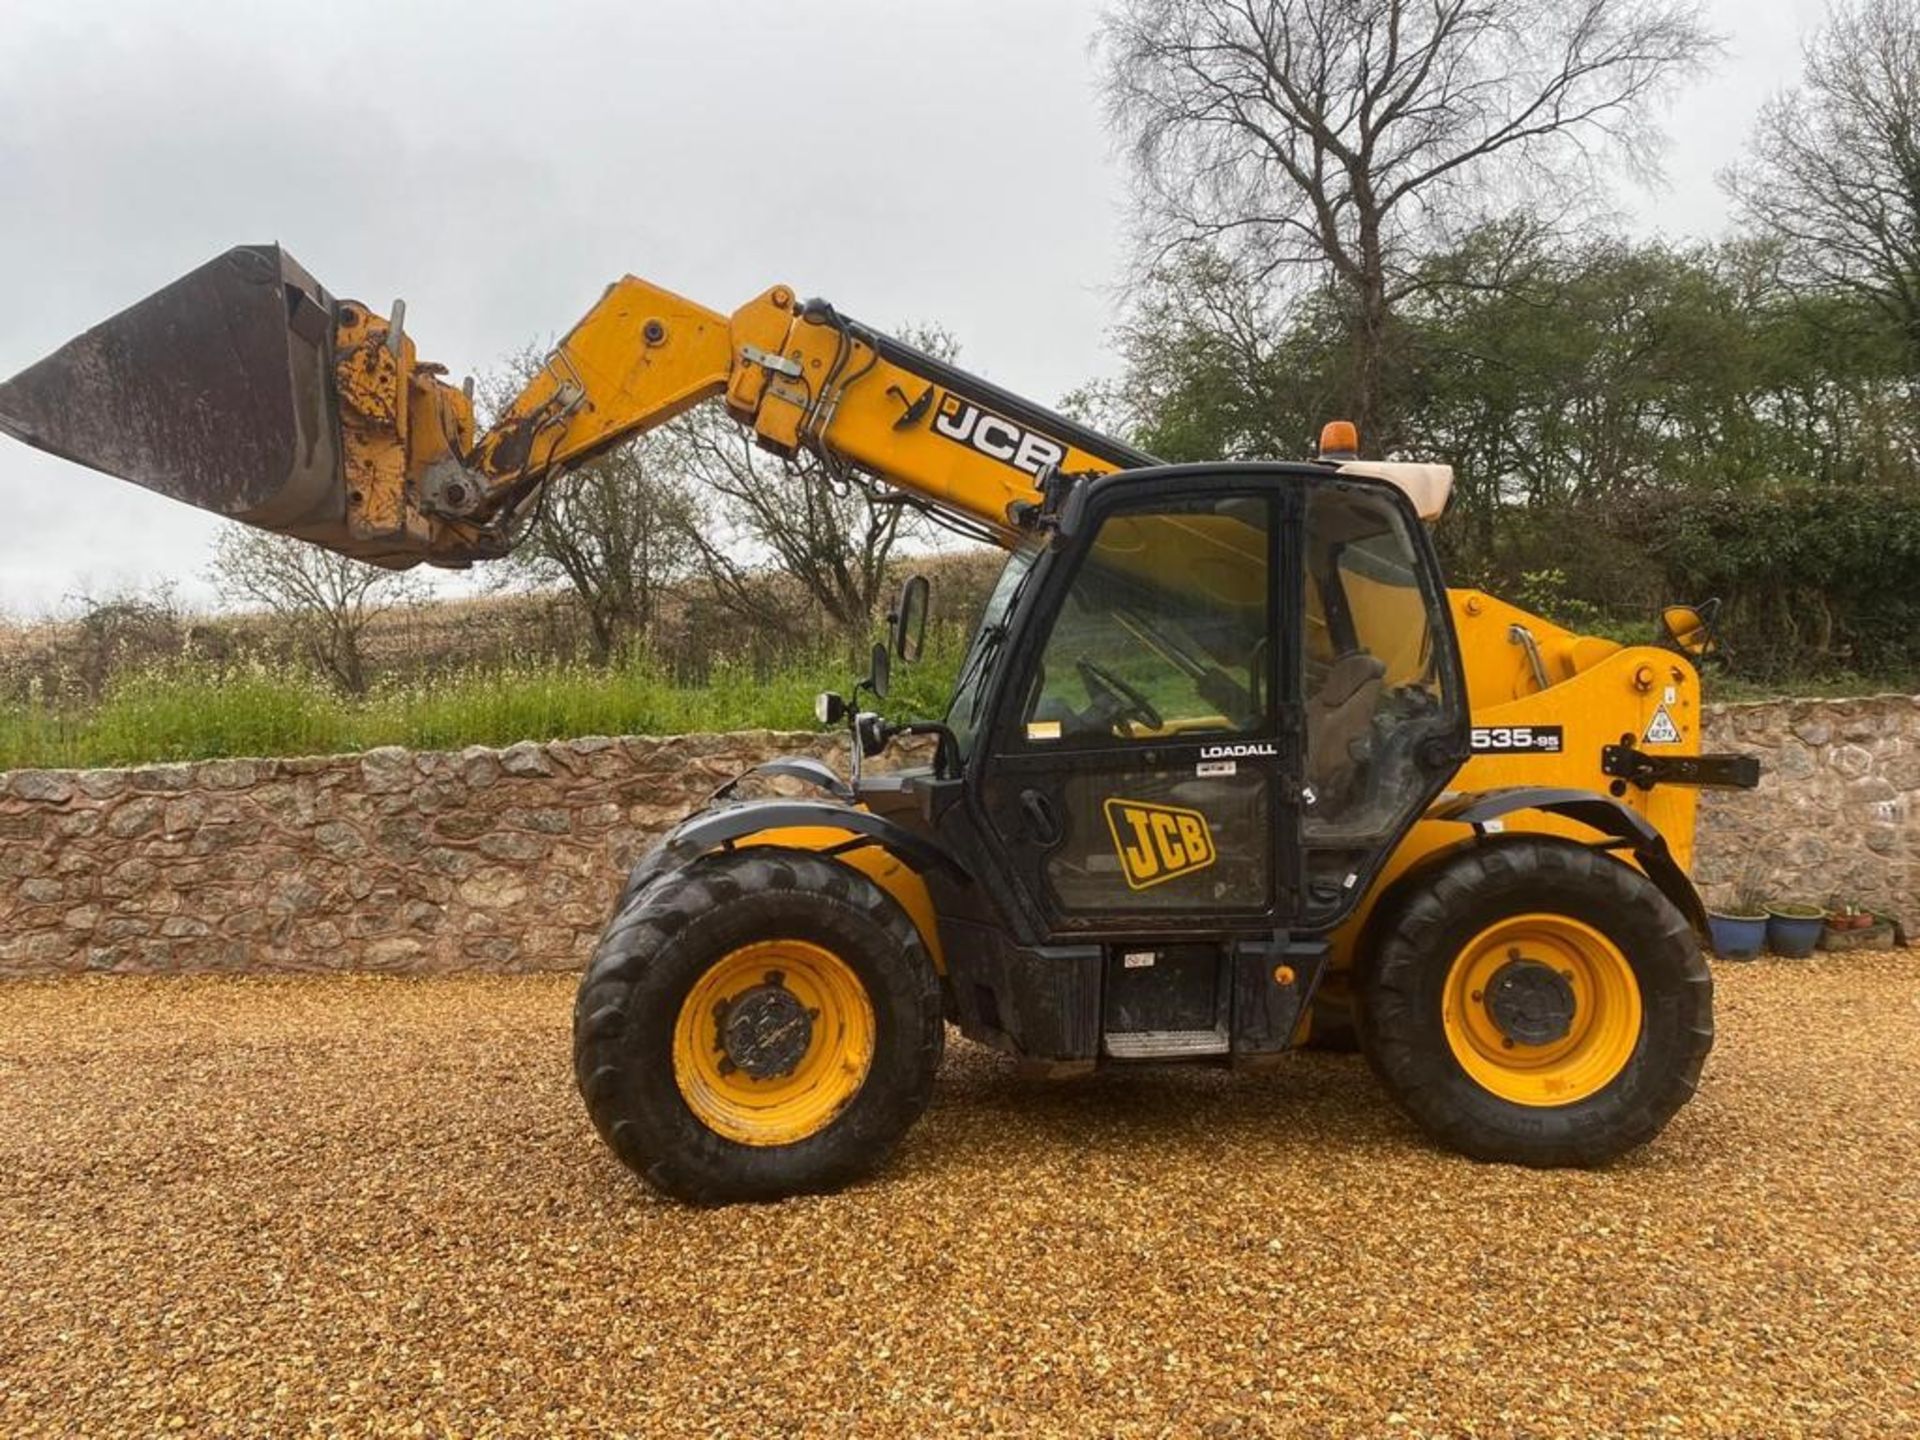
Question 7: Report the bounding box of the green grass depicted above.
[1705,670,1914,703]
[0,627,968,772]
[7,609,1895,773]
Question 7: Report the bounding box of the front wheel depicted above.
[1357,837,1712,1167]
[573,848,943,1203]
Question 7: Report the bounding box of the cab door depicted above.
[1297,478,1467,926]
[977,490,1294,934]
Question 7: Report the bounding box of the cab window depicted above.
[1302,484,1450,836]
[1019,497,1271,745]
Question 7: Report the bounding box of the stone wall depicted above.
[0,732,836,977]
[0,697,1912,977]
[1694,694,1915,920]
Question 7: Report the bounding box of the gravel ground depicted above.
[1,954,1916,1439]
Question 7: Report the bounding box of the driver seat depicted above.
[1306,651,1386,799]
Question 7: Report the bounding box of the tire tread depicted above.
[572,848,942,1203]
[1356,836,1712,1168]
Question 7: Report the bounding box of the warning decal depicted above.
[1643,705,1682,745]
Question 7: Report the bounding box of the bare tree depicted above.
[1100,0,1717,444]
[655,408,904,640]
[659,324,958,641]
[503,444,702,663]
[208,527,423,692]
[483,345,702,664]
[62,583,190,700]
[1726,0,1920,364]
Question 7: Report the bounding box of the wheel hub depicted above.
[718,975,815,1080]
[1484,956,1577,1046]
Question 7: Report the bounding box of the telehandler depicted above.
[0,246,1758,1201]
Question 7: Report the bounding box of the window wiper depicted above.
[962,625,1007,724]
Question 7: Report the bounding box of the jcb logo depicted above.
[1103,798,1217,891]
[930,392,1067,477]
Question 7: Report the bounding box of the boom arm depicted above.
[0,245,1444,570]
[414,277,1154,559]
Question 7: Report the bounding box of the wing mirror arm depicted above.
[892,720,961,780]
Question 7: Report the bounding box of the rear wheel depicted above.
[574,848,943,1203]
[1357,837,1712,1167]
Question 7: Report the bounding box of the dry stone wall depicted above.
[1694,694,1915,921]
[0,696,1913,977]
[0,732,838,977]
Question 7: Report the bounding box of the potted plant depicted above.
[1708,878,1770,960]
[1825,900,1871,932]
[1765,901,1826,958]
[1821,902,1898,952]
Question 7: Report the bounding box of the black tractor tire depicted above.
[573,847,944,1204]
[1356,836,1712,1168]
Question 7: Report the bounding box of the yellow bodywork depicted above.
[334,273,1706,989]
[1448,588,1702,874]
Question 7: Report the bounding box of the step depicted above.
[1103,1026,1231,1060]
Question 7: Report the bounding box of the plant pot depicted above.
[1820,916,1897,952]
[1708,912,1768,960]
[1766,905,1825,958]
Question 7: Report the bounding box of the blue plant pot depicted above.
[1707,912,1767,960]
[1766,910,1825,959]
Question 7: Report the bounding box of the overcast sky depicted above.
[0,0,1830,615]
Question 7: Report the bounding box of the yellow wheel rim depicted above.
[1441,913,1642,1107]
[672,939,876,1146]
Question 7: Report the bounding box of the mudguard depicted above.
[673,799,964,875]
[612,796,967,977]
[1431,786,1708,936]
[708,757,854,804]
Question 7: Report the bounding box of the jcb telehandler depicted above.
[0,246,1757,1201]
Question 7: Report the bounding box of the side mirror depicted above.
[866,642,890,701]
[889,574,931,664]
[1660,599,1720,658]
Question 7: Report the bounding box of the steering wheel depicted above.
[1076,657,1163,732]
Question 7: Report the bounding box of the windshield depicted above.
[945,540,1044,761]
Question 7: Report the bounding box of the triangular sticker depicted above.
[1643,705,1681,745]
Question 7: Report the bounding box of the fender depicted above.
[613,797,968,978]
[1430,786,1708,936]
[637,798,970,888]
[708,757,854,804]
